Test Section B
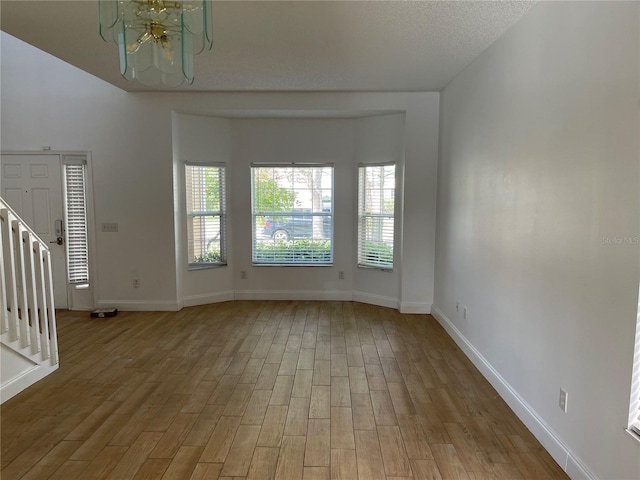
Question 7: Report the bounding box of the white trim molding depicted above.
[96,300,181,311]
[97,291,431,313]
[234,290,352,302]
[181,291,235,308]
[352,291,398,310]
[399,301,431,314]
[1,363,58,404]
[430,305,597,480]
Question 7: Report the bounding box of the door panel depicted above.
[32,188,53,234]
[1,154,67,308]
[4,188,23,213]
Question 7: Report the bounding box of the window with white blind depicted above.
[63,160,89,284]
[252,164,333,265]
[628,299,640,440]
[185,163,226,268]
[358,163,395,269]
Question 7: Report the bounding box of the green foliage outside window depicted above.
[361,241,393,267]
[186,164,226,266]
[202,168,221,211]
[254,240,331,263]
[193,249,222,263]
[253,172,297,213]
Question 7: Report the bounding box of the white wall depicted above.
[173,114,234,306]
[230,117,356,299]
[353,113,405,306]
[164,96,438,312]
[434,2,639,479]
[173,113,407,307]
[1,33,179,311]
[2,33,440,312]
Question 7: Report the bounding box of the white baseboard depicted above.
[96,300,181,311]
[566,454,598,480]
[96,292,426,314]
[1,363,58,404]
[352,291,399,310]
[181,291,235,308]
[399,301,431,314]
[430,305,597,480]
[234,290,352,301]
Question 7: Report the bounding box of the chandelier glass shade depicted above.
[98,0,213,87]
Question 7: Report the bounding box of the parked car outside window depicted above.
[262,209,331,241]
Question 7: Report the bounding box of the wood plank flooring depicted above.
[1,301,569,479]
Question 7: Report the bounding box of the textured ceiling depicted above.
[0,1,534,92]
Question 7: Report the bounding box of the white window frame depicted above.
[63,158,89,285]
[185,162,227,269]
[357,162,396,270]
[251,163,334,266]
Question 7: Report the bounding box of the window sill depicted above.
[625,427,640,445]
[188,263,227,271]
[252,263,334,267]
[357,264,393,272]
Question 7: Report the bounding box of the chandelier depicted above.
[98,0,213,87]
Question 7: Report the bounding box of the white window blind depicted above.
[185,164,226,267]
[628,301,640,439]
[64,161,89,284]
[251,165,333,265]
[358,164,395,269]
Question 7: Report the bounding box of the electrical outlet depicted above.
[463,306,467,320]
[339,271,345,280]
[456,301,459,312]
[559,388,568,412]
[240,270,247,280]
[133,279,140,288]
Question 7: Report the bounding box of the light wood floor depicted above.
[1,301,568,480]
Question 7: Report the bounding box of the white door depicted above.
[1,154,68,308]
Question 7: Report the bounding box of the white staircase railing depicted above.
[0,196,58,369]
